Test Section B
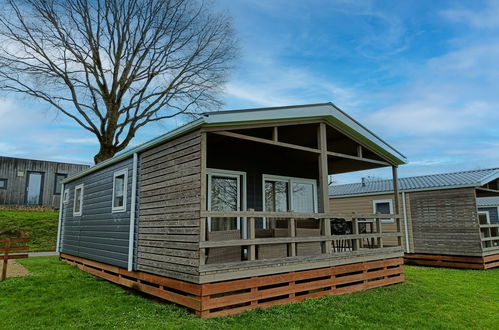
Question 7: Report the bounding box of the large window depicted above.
[112,169,128,213]
[478,211,490,225]
[0,179,6,189]
[74,184,84,216]
[373,199,394,223]
[263,175,317,228]
[54,173,67,195]
[207,169,246,233]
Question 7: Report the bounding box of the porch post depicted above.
[392,165,402,247]
[318,123,332,254]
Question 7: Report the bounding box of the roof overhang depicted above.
[63,103,406,184]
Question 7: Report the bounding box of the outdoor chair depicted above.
[206,230,242,264]
[331,218,353,252]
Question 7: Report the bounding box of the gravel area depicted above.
[0,260,31,278]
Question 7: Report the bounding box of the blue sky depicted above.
[1,0,499,183]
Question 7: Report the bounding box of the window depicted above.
[373,199,394,223]
[74,184,84,216]
[63,188,69,204]
[207,169,246,233]
[263,175,318,229]
[112,169,128,212]
[478,211,490,225]
[0,179,6,189]
[54,173,67,195]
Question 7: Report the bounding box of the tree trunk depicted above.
[94,145,118,164]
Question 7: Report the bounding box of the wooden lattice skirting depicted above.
[60,253,404,317]
[404,253,499,270]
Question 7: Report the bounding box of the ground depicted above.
[0,260,30,278]
[0,209,58,251]
[0,257,498,329]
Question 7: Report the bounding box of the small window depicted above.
[0,179,7,189]
[478,211,490,225]
[63,188,69,204]
[54,173,67,195]
[112,169,128,213]
[74,184,84,216]
[373,199,394,223]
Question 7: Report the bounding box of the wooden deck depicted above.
[404,253,499,270]
[60,253,404,318]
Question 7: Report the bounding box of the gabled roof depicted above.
[330,168,499,197]
[64,102,406,183]
[477,196,499,207]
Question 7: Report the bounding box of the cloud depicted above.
[441,0,499,29]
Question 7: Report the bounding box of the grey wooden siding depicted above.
[410,188,483,256]
[0,156,89,207]
[137,130,201,283]
[60,157,134,268]
[478,207,499,224]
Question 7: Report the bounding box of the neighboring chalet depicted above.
[57,103,407,317]
[0,156,89,208]
[330,168,499,270]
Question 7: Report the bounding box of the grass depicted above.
[0,258,498,329]
[0,209,58,251]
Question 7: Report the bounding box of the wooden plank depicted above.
[0,238,30,243]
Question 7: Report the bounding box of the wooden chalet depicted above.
[330,168,499,270]
[57,103,407,317]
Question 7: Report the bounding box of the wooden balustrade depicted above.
[199,211,403,265]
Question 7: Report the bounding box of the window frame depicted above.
[63,188,69,204]
[53,173,68,195]
[111,168,128,213]
[73,184,84,216]
[372,199,394,223]
[206,168,247,234]
[0,178,7,189]
[478,210,490,225]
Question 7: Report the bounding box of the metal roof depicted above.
[477,196,499,207]
[330,168,499,197]
[63,102,406,183]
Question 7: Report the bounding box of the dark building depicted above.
[0,156,89,208]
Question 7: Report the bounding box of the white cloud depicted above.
[441,1,499,29]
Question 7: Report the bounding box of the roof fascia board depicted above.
[479,170,499,186]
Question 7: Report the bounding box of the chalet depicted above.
[57,103,407,317]
[0,156,89,208]
[330,168,499,270]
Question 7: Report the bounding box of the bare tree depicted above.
[0,0,237,163]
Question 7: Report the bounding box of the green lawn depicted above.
[0,258,498,329]
[0,210,59,251]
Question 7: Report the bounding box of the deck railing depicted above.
[480,224,499,252]
[199,210,403,265]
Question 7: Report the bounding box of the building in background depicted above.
[330,168,499,270]
[0,156,89,208]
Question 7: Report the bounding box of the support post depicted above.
[289,217,296,257]
[376,218,383,248]
[199,217,206,265]
[248,209,256,261]
[318,123,332,253]
[272,126,278,142]
[392,165,402,246]
[1,239,10,281]
[351,217,359,251]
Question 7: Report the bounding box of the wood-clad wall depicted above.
[409,188,483,256]
[330,193,414,251]
[0,156,89,207]
[137,130,202,283]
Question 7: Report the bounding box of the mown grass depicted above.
[0,210,58,251]
[0,257,498,329]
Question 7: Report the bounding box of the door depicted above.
[207,169,246,233]
[25,171,44,205]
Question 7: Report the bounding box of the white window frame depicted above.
[478,210,490,224]
[63,188,69,204]
[373,199,394,223]
[73,184,84,216]
[112,168,128,213]
[207,168,247,235]
[262,175,318,229]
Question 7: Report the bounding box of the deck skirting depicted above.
[60,253,404,317]
[404,253,499,270]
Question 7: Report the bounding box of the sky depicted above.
[1,0,499,184]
